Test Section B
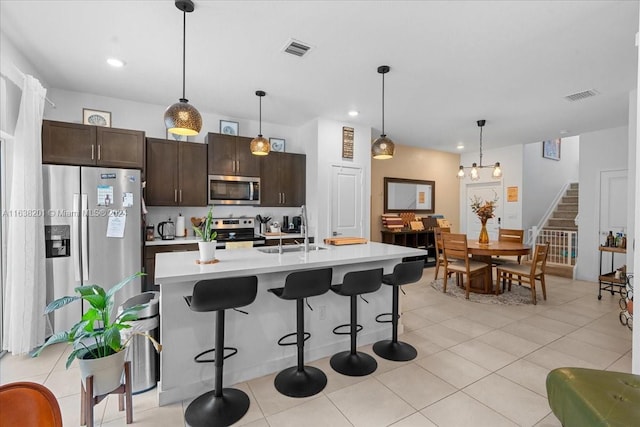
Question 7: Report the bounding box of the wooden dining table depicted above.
[466,240,531,294]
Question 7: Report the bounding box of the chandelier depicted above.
[457,120,502,181]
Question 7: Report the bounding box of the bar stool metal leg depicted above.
[330,295,377,376]
[274,299,327,397]
[373,285,417,361]
[185,310,250,427]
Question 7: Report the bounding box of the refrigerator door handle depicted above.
[81,194,89,281]
[73,193,81,282]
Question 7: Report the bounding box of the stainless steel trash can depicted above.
[119,291,160,394]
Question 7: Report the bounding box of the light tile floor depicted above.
[1,268,632,426]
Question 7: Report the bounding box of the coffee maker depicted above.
[291,216,302,233]
[282,216,290,232]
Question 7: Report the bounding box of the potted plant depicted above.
[194,207,218,262]
[33,272,161,396]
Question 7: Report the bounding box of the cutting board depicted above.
[323,237,368,245]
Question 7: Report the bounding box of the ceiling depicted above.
[1,1,638,153]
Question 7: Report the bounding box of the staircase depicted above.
[536,183,579,278]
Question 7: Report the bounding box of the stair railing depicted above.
[526,181,575,245]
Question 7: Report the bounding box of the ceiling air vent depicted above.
[282,39,312,57]
[564,89,599,102]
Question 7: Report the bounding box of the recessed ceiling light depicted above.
[348,110,359,117]
[456,143,464,150]
[107,57,125,68]
[560,129,569,135]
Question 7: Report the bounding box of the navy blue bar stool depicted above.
[268,268,332,398]
[330,268,383,376]
[183,276,258,427]
[373,260,424,361]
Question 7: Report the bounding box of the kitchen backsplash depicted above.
[145,205,307,237]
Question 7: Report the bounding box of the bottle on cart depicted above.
[621,234,627,249]
[606,231,615,247]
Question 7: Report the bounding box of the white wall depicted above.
[575,126,629,282]
[459,144,523,233]
[522,136,580,232]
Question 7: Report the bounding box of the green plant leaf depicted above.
[44,296,79,314]
[103,327,122,352]
[32,332,70,357]
[66,348,82,369]
[82,294,106,310]
[74,284,101,296]
[106,272,144,299]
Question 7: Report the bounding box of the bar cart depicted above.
[598,245,626,300]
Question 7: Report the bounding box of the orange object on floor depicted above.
[0,381,62,427]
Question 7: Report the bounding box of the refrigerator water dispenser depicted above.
[45,225,71,258]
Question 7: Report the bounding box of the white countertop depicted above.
[155,242,428,284]
[145,236,201,246]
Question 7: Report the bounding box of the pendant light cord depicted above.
[381,71,385,136]
[182,9,186,100]
[479,124,483,167]
[259,96,262,136]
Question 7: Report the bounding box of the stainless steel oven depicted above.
[208,175,260,205]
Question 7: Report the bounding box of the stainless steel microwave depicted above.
[208,175,260,205]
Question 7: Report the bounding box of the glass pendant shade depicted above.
[372,135,395,159]
[492,162,502,178]
[250,135,270,155]
[372,65,394,160]
[470,163,479,181]
[457,165,465,178]
[250,90,270,155]
[164,98,202,136]
[165,0,201,136]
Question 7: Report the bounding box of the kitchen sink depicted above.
[257,245,327,254]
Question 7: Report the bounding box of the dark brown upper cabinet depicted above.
[206,132,260,177]
[145,138,207,206]
[260,152,306,207]
[42,120,144,169]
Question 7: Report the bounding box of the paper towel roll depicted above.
[175,215,186,237]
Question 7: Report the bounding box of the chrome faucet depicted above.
[301,205,309,253]
[278,227,283,254]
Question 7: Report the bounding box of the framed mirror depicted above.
[384,177,435,213]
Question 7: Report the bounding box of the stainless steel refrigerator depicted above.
[43,165,142,335]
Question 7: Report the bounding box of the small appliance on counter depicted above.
[290,216,302,233]
[282,216,289,231]
[158,218,175,240]
[145,225,155,241]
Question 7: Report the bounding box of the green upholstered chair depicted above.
[546,367,640,426]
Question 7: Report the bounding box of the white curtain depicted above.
[2,75,47,354]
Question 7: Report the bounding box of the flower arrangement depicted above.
[470,193,499,223]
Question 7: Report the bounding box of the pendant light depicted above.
[250,90,270,155]
[164,0,202,136]
[457,120,502,180]
[371,65,395,160]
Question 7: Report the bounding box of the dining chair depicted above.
[0,381,62,427]
[492,228,525,265]
[433,226,450,280]
[441,232,491,299]
[495,242,549,304]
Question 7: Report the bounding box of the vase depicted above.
[78,349,126,397]
[198,241,217,262]
[478,218,490,245]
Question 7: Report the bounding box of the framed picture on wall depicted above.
[270,138,285,152]
[220,120,239,136]
[542,139,561,160]
[82,108,111,127]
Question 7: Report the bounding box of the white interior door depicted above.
[330,165,363,237]
[465,182,503,241]
[599,169,628,241]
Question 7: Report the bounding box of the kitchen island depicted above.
[155,242,428,405]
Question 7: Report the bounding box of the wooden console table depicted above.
[598,245,626,300]
[381,229,436,266]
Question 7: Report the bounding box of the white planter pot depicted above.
[198,240,217,262]
[78,349,126,397]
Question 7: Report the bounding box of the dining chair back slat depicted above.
[433,227,450,280]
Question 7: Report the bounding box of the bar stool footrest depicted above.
[375,312,398,324]
[332,323,363,335]
[194,347,238,364]
[274,366,327,398]
[277,331,310,347]
[184,387,250,427]
[372,339,417,362]
[330,350,377,376]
